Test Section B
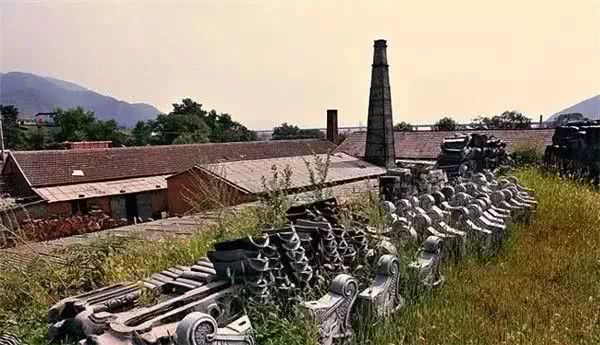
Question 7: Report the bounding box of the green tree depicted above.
[0,105,26,149]
[86,119,129,146]
[433,117,460,131]
[394,121,414,131]
[173,130,210,144]
[209,112,256,142]
[50,107,130,146]
[26,127,50,150]
[272,123,323,140]
[150,98,256,145]
[52,107,96,142]
[471,111,532,129]
[130,120,158,146]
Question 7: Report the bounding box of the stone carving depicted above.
[300,274,358,345]
[408,236,445,289]
[176,312,255,345]
[48,283,142,340]
[358,254,404,317]
[435,133,509,177]
[0,333,21,345]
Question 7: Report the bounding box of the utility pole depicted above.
[0,112,5,162]
[0,112,4,164]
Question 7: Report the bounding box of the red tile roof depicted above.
[7,139,336,187]
[336,129,555,160]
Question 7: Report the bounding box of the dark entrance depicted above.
[125,195,138,220]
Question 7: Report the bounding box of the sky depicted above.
[1,0,599,130]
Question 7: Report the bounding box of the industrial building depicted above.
[0,139,336,220]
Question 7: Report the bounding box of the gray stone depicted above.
[358,254,404,317]
[300,274,358,345]
[408,236,445,289]
[176,312,255,345]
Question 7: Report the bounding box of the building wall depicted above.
[46,201,72,216]
[43,192,168,219]
[1,157,35,197]
[167,168,249,216]
[151,190,169,217]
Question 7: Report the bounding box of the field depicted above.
[0,168,599,344]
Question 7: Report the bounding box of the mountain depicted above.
[546,95,600,122]
[0,72,161,127]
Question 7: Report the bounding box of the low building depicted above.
[167,152,386,215]
[336,128,555,161]
[0,139,336,221]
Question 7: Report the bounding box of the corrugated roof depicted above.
[33,175,170,203]
[7,139,336,187]
[198,153,386,194]
[336,129,555,160]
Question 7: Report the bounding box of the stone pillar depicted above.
[365,39,396,168]
[326,109,339,143]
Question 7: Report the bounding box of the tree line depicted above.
[0,99,261,150]
[0,100,329,151]
[394,111,588,132]
[0,102,590,151]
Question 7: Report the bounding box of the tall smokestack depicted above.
[326,109,339,143]
[365,39,396,168]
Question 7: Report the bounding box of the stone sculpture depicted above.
[176,312,255,345]
[358,254,404,318]
[0,333,21,345]
[300,274,358,345]
[408,236,445,289]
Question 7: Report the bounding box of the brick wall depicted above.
[167,168,249,216]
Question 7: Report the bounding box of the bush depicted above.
[510,145,543,167]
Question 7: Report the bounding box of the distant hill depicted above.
[0,72,161,127]
[546,95,600,122]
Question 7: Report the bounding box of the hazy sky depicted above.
[1,1,598,129]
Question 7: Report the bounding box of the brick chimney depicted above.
[365,39,396,168]
[326,109,339,143]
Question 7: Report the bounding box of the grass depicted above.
[363,167,600,345]
[1,168,599,344]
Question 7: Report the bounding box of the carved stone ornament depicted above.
[300,274,358,345]
[358,254,404,317]
[176,312,255,345]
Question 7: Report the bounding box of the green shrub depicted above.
[510,145,543,167]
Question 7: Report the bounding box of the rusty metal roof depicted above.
[199,153,385,194]
[33,174,170,203]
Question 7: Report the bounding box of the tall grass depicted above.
[364,168,600,345]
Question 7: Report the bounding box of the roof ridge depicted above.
[12,138,332,155]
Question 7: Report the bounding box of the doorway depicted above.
[125,195,138,220]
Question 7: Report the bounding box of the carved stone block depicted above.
[176,312,255,345]
[408,236,444,289]
[300,274,358,345]
[48,283,141,340]
[358,255,404,317]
